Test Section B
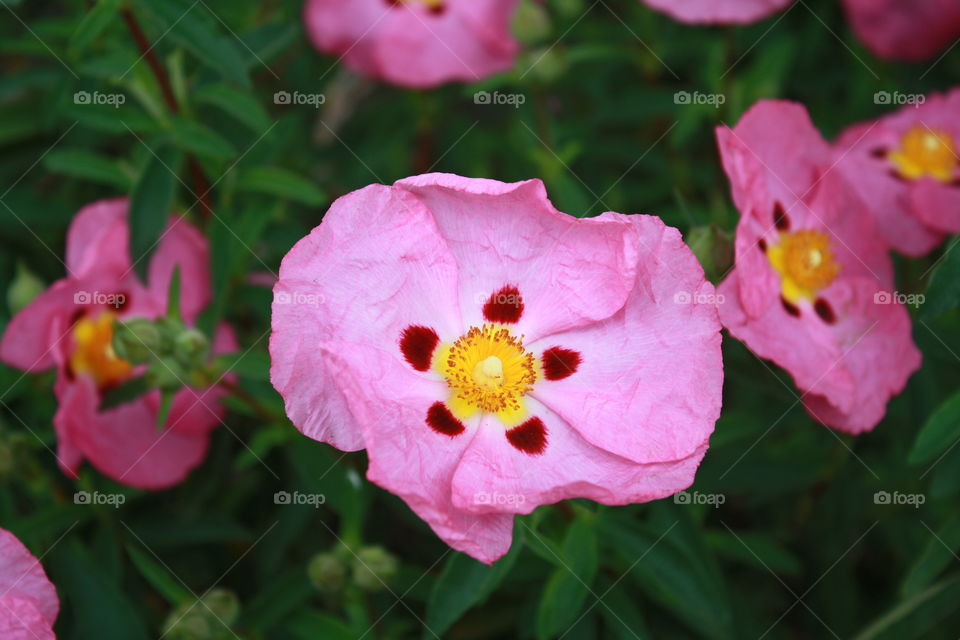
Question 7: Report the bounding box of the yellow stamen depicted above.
[889,126,958,182]
[69,313,132,388]
[767,230,841,303]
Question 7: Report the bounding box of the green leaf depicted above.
[195,83,272,133]
[901,517,960,597]
[423,539,522,639]
[908,390,960,465]
[69,0,121,56]
[129,145,181,282]
[99,376,151,411]
[536,516,599,640]
[126,544,193,605]
[853,574,960,640]
[922,237,960,319]
[237,167,326,206]
[156,388,174,430]
[706,530,802,577]
[169,116,237,159]
[285,610,357,640]
[44,148,131,189]
[166,265,182,322]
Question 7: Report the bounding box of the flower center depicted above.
[69,312,132,388]
[767,230,840,303]
[436,324,537,422]
[889,126,958,182]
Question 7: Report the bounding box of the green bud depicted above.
[202,588,240,626]
[145,357,187,391]
[162,590,240,640]
[553,0,586,19]
[687,225,733,278]
[308,552,348,593]
[112,318,162,364]
[352,546,398,592]
[174,329,211,370]
[521,47,567,83]
[512,0,552,44]
[6,263,45,315]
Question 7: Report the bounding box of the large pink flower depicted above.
[303,0,520,88]
[641,0,794,25]
[0,199,236,490]
[717,100,920,434]
[833,88,960,257]
[0,528,58,640]
[271,173,723,563]
[842,0,960,62]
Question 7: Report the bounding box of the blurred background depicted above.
[1,0,960,638]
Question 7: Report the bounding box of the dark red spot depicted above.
[506,417,547,455]
[773,202,790,231]
[814,298,836,324]
[399,325,439,371]
[870,146,888,159]
[482,285,524,324]
[425,402,465,437]
[758,237,768,252]
[781,296,800,318]
[541,347,582,381]
[427,2,446,15]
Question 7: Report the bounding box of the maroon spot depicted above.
[541,347,582,381]
[399,325,439,372]
[114,291,130,312]
[773,202,790,231]
[758,237,768,252]
[814,298,836,324]
[870,146,888,159]
[781,296,801,318]
[427,2,446,15]
[425,402,465,437]
[506,417,548,455]
[482,285,524,324]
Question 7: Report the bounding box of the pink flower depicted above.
[716,100,921,434]
[0,528,58,640]
[834,88,960,257]
[842,0,960,61]
[640,0,794,25]
[0,199,236,490]
[303,0,520,88]
[271,173,723,563]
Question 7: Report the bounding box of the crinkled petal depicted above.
[842,0,960,62]
[0,529,59,625]
[0,596,56,640]
[303,0,389,77]
[911,178,960,234]
[65,198,129,278]
[0,280,78,372]
[527,214,722,464]
[643,0,793,24]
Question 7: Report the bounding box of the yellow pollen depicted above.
[435,324,537,425]
[889,126,958,183]
[767,230,841,303]
[69,313,132,388]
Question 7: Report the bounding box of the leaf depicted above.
[169,116,237,159]
[99,376,151,411]
[423,538,522,639]
[69,0,121,56]
[706,530,802,577]
[44,148,131,189]
[166,265,182,322]
[126,544,193,605]
[853,574,960,640]
[901,517,960,597]
[129,145,181,282]
[195,83,272,133]
[237,167,327,206]
[285,610,357,640]
[908,390,960,465]
[536,516,599,640]
[156,388,174,430]
[922,237,960,319]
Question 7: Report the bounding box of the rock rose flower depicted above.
[0,528,58,640]
[716,101,921,434]
[641,0,793,25]
[271,173,723,563]
[0,199,236,490]
[303,0,520,88]
[842,0,960,62]
[834,88,960,257]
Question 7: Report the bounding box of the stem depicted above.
[219,378,278,423]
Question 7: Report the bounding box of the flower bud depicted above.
[202,588,239,626]
[352,546,398,592]
[512,0,552,44]
[162,590,239,640]
[308,552,348,593]
[112,318,162,364]
[174,329,211,370]
[6,263,45,315]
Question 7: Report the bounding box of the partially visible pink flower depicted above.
[304,0,520,88]
[717,100,920,434]
[0,528,58,640]
[271,173,723,563]
[640,0,794,25]
[842,0,960,62]
[834,88,960,257]
[0,199,237,490]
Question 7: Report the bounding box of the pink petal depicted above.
[303,0,390,77]
[842,0,960,62]
[0,529,59,625]
[0,597,56,640]
[527,214,723,464]
[911,178,960,234]
[642,0,793,24]
[146,216,212,322]
[65,198,129,278]
[0,281,78,372]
